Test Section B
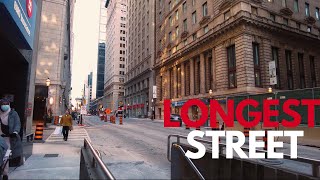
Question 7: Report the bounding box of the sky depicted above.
[71,0,101,103]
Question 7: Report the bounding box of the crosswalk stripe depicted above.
[46,127,90,142]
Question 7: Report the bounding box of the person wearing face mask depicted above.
[0,99,23,180]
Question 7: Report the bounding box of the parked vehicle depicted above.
[170,114,182,127]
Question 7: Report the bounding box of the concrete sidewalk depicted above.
[8,125,84,179]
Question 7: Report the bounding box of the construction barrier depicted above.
[34,123,44,140]
[119,116,123,125]
[244,127,250,138]
[54,116,59,125]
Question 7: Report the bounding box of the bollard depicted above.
[120,116,123,125]
[112,116,116,124]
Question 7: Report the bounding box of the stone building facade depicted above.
[124,0,156,118]
[154,0,320,119]
[34,0,74,119]
[104,0,127,111]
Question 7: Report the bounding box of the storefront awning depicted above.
[0,0,37,49]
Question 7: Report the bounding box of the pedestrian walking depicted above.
[0,99,23,180]
[60,110,73,141]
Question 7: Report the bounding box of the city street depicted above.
[82,115,320,179]
[83,115,191,179]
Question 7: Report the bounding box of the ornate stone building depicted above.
[34,0,74,120]
[155,0,320,119]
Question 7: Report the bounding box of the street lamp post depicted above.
[151,99,154,120]
[45,78,51,127]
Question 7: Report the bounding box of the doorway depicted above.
[33,85,48,123]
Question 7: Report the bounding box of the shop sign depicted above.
[0,0,37,49]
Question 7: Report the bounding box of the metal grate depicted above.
[44,154,59,158]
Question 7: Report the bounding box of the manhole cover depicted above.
[44,154,59,158]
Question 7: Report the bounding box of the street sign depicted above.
[269,61,277,85]
[270,77,277,85]
[80,106,87,115]
[152,86,157,98]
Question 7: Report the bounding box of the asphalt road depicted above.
[83,116,190,179]
[83,115,320,179]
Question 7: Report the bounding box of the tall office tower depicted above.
[124,0,156,118]
[96,0,107,99]
[104,0,127,111]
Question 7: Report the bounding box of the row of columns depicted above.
[164,48,216,99]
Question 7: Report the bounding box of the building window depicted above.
[185,62,190,96]
[285,50,293,90]
[316,8,320,20]
[204,25,209,33]
[184,40,188,46]
[175,26,179,37]
[169,32,172,42]
[298,53,305,89]
[202,2,208,17]
[192,0,195,6]
[176,66,181,98]
[270,13,276,21]
[294,0,299,12]
[120,71,125,75]
[305,3,310,17]
[272,47,281,89]
[283,18,288,25]
[296,22,301,29]
[169,1,171,11]
[183,19,187,31]
[253,43,261,87]
[307,26,311,32]
[225,11,231,20]
[160,76,163,100]
[120,64,125,68]
[227,45,236,88]
[183,2,187,14]
[310,56,317,87]
[251,7,258,15]
[170,69,174,98]
[281,0,287,7]
[175,10,179,20]
[192,33,197,41]
[192,11,197,24]
[169,16,173,26]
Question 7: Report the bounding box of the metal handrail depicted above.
[173,144,205,180]
[84,138,115,180]
[167,134,320,178]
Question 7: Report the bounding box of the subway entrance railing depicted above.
[168,134,320,180]
[80,138,115,180]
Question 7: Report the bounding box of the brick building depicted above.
[154,0,320,119]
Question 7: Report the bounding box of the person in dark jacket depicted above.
[0,99,23,180]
